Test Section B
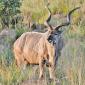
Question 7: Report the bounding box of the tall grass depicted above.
[20,0,83,24]
[0,0,85,85]
[57,19,85,85]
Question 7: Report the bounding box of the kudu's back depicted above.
[13,32,54,67]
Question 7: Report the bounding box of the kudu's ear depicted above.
[54,7,80,31]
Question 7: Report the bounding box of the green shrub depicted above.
[15,27,28,38]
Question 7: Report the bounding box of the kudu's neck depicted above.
[45,29,53,39]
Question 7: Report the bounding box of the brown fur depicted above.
[13,31,56,79]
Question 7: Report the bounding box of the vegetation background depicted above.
[0,0,85,85]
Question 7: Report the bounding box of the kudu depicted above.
[13,5,80,80]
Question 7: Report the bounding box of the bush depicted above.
[15,27,29,38]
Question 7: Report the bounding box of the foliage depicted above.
[15,27,29,38]
[0,0,21,29]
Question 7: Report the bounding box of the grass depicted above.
[0,0,85,85]
[0,24,85,85]
[20,0,83,24]
[59,41,85,85]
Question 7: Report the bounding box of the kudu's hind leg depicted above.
[15,52,27,70]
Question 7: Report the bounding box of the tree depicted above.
[0,0,21,29]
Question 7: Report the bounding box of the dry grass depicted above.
[0,0,85,85]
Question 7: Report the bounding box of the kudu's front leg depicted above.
[39,58,45,80]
